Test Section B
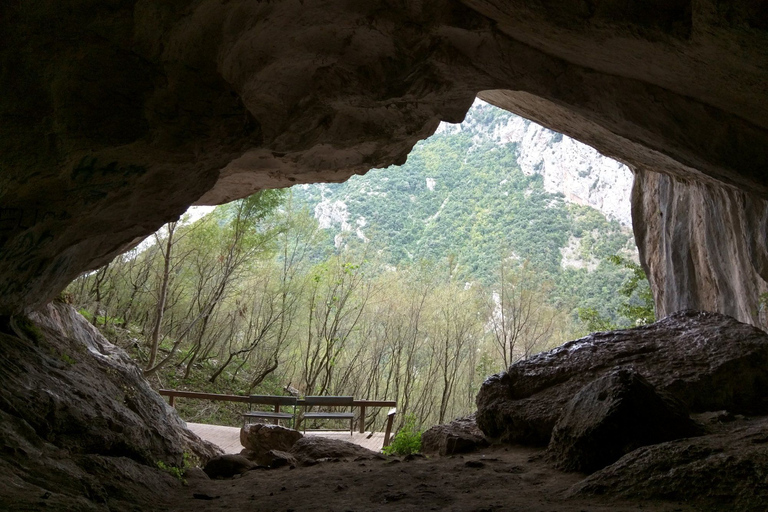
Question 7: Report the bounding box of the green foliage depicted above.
[577,307,617,332]
[66,100,647,433]
[292,102,637,326]
[758,293,768,312]
[607,255,655,326]
[156,452,196,483]
[382,415,422,456]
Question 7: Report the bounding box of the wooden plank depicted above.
[159,389,250,403]
[160,390,395,409]
[383,408,396,447]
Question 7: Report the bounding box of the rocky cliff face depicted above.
[436,100,634,226]
[2,0,767,314]
[633,169,768,328]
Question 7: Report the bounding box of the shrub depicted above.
[382,414,422,456]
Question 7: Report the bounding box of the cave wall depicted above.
[1,0,767,314]
[633,169,768,328]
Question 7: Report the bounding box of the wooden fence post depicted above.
[383,408,396,447]
[358,404,366,433]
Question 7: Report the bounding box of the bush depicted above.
[382,414,422,456]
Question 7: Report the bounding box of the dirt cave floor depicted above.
[173,445,696,512]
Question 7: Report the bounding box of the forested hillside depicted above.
[66,102,651,432]
[292,100,639,320]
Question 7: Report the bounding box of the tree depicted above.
[487,260,558,368]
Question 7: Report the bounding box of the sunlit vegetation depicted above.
[68,104,653,432]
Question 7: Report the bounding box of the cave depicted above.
[2,0,768,510]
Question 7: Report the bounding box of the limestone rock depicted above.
[2,1,768,314]
[203,454,255,479]
[421,414,489,456]
[289,436,384,466]
[633,169,768,329]
[239,423,302,466]
[569,416,768,511]
[476,311,768,445]
[0,301,220,508]
[547,367,702,473]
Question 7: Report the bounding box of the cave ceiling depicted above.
[1,0,767,314]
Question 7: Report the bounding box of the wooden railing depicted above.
[159,389,397,447]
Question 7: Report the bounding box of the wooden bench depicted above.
[301,396,355,435]
[242,395,297,428]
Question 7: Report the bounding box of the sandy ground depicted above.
[172,445,697,512]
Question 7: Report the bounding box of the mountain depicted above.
[440,100,634,227]
[291,100,639,320]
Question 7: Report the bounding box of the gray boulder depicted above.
[421,414,489,456]
[289,436,384,466]
[547,367,702,473]
[476,311,768,445]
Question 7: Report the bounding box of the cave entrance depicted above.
[66,99,649,441]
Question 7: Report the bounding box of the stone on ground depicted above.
[240,423,303,466]
[203,454,256,479]
[289,436,384,466]
[421,414,489,456]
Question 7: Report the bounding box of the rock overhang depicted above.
[1,0,767,313]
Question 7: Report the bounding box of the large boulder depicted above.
[421,414,489,456]
[239,423,303,466]
[476,311,768,445]
[547,367,702,473]
[0,302,220,509]
[569,416,768,511]
[289,436,384,466]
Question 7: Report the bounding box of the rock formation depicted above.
[476,310,768,445]
[570,415,768,510]
[2,0,768,316]
[0,300,219,508]
[2,2,768,508]
[633,169,768,328]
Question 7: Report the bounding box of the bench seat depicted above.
[302,396,355,435]
[244,411,295,421]
[303,412,355,420]
[242,395,298,428]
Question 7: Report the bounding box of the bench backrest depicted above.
[303,396,354,407]
[249,395,298,406]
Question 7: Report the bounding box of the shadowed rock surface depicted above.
[547,367,702,473]
[570,416,768,511]
[476,311,768,445]
[203,454,256,479]
[421,414,490,456]
[0,301,220,509]
[289,436,385,466]
[2,1,768,315]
